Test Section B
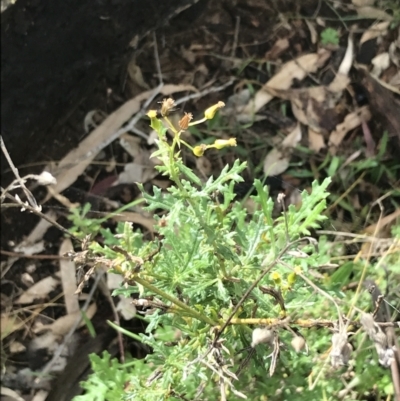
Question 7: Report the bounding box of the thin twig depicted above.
[0,249,69,260]
[153,31,163,85]
[2,192,80,242]
[1,136,39,210]
[175,80,235,106]
[231,16,240,58]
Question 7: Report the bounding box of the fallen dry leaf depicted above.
[263,148,289,177]
[116,296,137,320]
[40,303,97,336]
[119,133,142,158]
[127,59,150,90]
[0,387,26,401]
[265,38,290,60]
[359,67,400,142]
[388,34,400,67]
[363,209,400,235]
[361,120,375,157]
[360,21,390,45]
[118,163,145,184]
[265,85,345,134]
[9,341,26,354]
[59,238,79,315]
[305,20,318,44]
[308,128,325,152]
[31,390,48,401]
[243,50,331,116]
[15,276,60,304]
[351,0,374,7]
[337,36,354,76]
[388,71,400,88]
[282,123,302,148]
[263,124,302,176]
[13,240,45,255]
[264,39,352,134]
[359,233,399,259]
[328,106,371,153]
[12,212,57,252]
[112,211,155,233]
[371,52,390,77]
[355,6,393,21]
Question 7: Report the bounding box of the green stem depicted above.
[215,254,228,278]
[133,276,218,327]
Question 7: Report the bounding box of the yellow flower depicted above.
[213,138,237,149]
[294,266,302,274]
[147,110,158,118]
[271,271,281,285]
[193,144,207,157]
[204,101,225,120]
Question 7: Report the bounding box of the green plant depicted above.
[72,99,398,400]
[320,28,340,46]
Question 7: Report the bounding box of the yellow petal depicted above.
[147,110,158,118]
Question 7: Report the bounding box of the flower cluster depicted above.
[147,98,236,157]
[192,138,237,157]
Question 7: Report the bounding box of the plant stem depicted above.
[132,276,218,327]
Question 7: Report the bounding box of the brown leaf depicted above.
[329,106,371,153]
[127,59,150,90]
[308,128,325,152]
[263,124,302,176]
[265,38,290,60]
[59,238,79,315]
[266,86,343,134]
[360,21,390,45]
[112,211,155,233]
[359,67,400,143]
[355,6,393,21]
[263,148,289,177]
[44,303,97,336]
[243,50,331,115]
[16,276,60,304]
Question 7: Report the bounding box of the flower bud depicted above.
[204,101,225,120]
[291,336,305,352]
[271,271,281,285]
[147,110,158,118]
[193,144,207,157]
[287,272,297,286]
[213,138,237,149]
[161,98,176,117]
[251,327,274,347]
